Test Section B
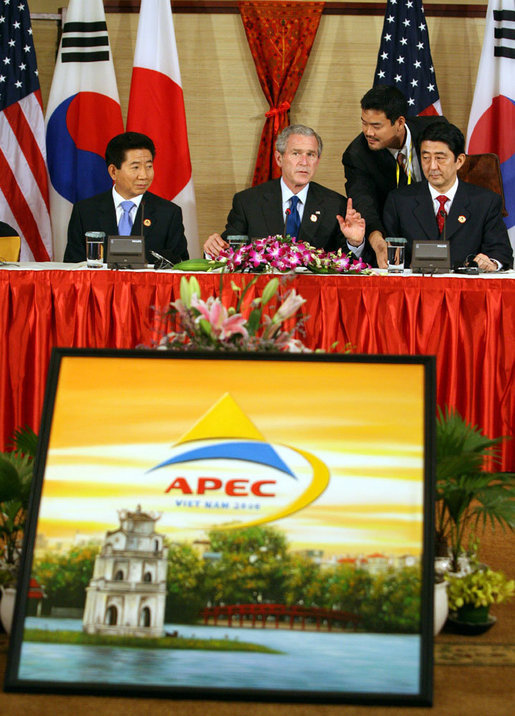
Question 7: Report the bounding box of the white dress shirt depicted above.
[428,176,459,215]
[388,124,423,184]
[280,178,308,223]
[280,178,365,256]
[112,188,144,231]
[428,178,501,270]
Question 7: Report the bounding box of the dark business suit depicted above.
[222,179,361,254]
[0,221,18,237]
[64,190,189,263]
[342,116,446,242]
[383,180,513,269]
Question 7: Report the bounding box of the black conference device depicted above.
[411,240,450,274]
[106,235,146,268]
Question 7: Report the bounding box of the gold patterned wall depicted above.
[30,5,486,249]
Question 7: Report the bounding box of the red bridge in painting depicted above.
[200,604,361,631]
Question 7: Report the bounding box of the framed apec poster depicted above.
[6,349,435,706]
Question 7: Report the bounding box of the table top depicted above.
[1,261,515,279]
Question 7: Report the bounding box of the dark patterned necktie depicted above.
[285,195,301,239]
[436,195,448,234]
[397,151,408,185]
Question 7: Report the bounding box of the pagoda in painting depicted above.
[83,506,168,637]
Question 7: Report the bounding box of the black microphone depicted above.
[283,208,291,239]
[137,196,149,263]
[140,196,146,239]
[439,209,447,243]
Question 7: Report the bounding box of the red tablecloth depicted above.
[1,270,513,469]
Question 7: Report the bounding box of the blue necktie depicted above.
[285,195,301,239]
[118,200,135,235]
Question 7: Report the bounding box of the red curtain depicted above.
[238,1,324,185]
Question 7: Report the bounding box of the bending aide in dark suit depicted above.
[342,116,445,241]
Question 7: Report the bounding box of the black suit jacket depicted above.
[0,221,18,237]
[221,179,359,254]
[64,190,189,263]
[342,116,446,242]
[383,180,513,269]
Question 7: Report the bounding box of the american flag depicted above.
[373,0,442,116]
[0,1,52,260]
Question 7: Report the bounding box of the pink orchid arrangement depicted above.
[215,235,371,274]
[158,276,310,353]
[308,247,371,274]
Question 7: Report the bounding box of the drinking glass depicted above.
[85,232,105,268]
[386,237,407,273]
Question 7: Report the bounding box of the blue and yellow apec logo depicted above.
[148,393,329,529]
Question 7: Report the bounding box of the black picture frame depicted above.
[5,348,436,706]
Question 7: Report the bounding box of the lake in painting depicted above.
[19,617,421,695]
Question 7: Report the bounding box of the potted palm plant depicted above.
[0,427,37,632]
[435,407,514,574]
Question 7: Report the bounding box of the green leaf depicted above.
[174,259,213,272]
[11,426,38,459]
[189,276,201,299]
[198,318,213,337]
[261,278,279,306]
[179,276,191,307]
[246,309,262,336]
[0,454,22,502]
[236,277,258,312]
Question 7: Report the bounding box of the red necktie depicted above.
[436,195,448,234]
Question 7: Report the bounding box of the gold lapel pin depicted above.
[143,218,152,227]
[458,215,466,223]
[310,214,318,222]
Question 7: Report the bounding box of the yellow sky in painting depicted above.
[51,356,424,447]
[37,355,427,556]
